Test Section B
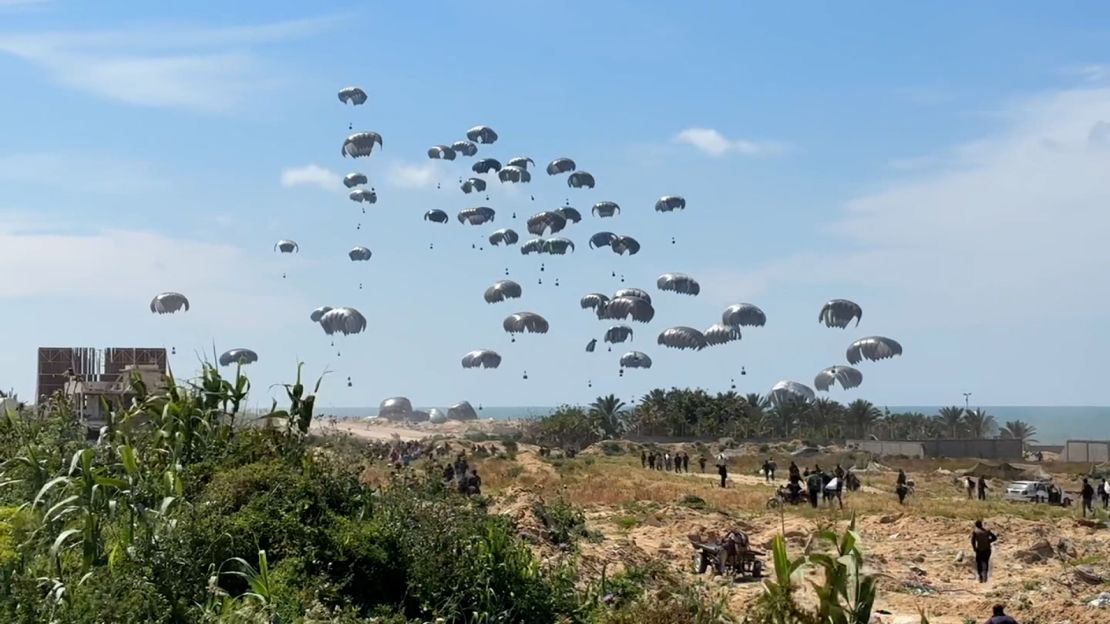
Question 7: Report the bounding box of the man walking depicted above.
[640,450,646,469]
[717,453,728,488]
[971,520,998,583]
[1101,478,1109,510]
[977,475,989,501]
[1081,478,1095,517]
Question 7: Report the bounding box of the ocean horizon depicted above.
[318,405,1110,445]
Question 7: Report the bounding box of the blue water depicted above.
[319,405,1110,445]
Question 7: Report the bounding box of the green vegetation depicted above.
[0,366,751,623]
[532,390,1006,444]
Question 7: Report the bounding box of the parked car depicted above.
[1003,480,1071,506]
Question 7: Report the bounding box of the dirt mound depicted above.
[491,486,548,544]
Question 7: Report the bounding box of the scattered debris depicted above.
[1088,592,1110,608]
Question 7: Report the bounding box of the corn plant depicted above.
[806,518,877,624]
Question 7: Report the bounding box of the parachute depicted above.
[604,325,633,344]
[769,380,815,407]
[657,273,700,296]
[427,145,457,160]
[343,173,368,188]
[498,166,531,183]
[722,303,766,327]
[424,209,449,223]
[319,307,368,336]
[619,351,653,369]
[462,350,502,369]
[348,246,372,261]
[349,189,376,203]
[466,125,499,144]
[458,207,495,225]
[309,306,333,323]
[568,171,595,189]
[598,296,655,323]
[274,240,299,253]
[819,299,863,328]
[379,397,413,421]
[337,87,367,105]
[451,140,478,157]
[506,156,535,169]
[341,132,383,158]
[703,323,741,346]
[527,211,568,236]
[502,312,549,335]
[580,293,610,310]
[219,348,258,367]
[657,326,708,351]
[610,235,640,256]
[488,228,519,246]
[150,292,189,315]
[591,201,619,217]
[546,158,576,175]
[460,177,487,194]
[483,280,522,303]
[655,196,686,212]
[814,366,863,391]
[472,158,502,174]
[846,336,903,365]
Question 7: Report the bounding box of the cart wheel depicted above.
[767,497,782,510]
[752,560,763,578]
[696,552,710,574]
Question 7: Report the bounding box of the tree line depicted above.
[525,389,1039,450]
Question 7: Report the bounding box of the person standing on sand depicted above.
[806,471,822,508]
[1101,478,1109,509]
[698,455,707,473]
[971,520,998,583]
[717,453,728,488]
[682,452,690,473]
[1080,478,1095,517]
[762,458,773,483]
[640,450,646,468]
[985,603,1018,624]
[977,475,989,501]
[966,477,976,499]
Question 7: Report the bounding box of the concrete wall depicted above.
[846,438,1023,460]
[846,440,926,458]
[1062,440,1110,463]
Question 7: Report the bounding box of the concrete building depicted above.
[846,438,1023,460]
[37,347,168,436]
[1060,440,1110,463]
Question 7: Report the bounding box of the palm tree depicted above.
[844,399,881,439]
[743,393,769,425]
[771,397,809,438]
[589,394,627,439]
[962,408,997,439]
[1000,420,1038,449]
[936,406,966,438]
[808,398,845,439]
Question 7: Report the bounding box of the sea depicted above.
[317,405,1110,445]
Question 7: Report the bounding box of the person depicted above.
[762,458,773,483]
[977,475,989,501]
[971,520,998,583]
[664,452,672,472]
[806,471,822,508]
[648,452,656,470]
[682,452,690,473]
[825,476,843,509]
[466,469,482,496]
[788,461,800,483]
[698,455,707,473]
[443,463,455,483]
[640,450,647,468]
[834,463,844,482]
[985,603,1017,624]
[717,453,728,488]
[896,469,907,487]
[1081,478,1095,517]
[675,454,683,474]
[1101,478,1110,509]
[966,477,976,499]
[768,458,777,481]
[896,482,910,505]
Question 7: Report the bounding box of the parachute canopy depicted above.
[814,366,863,392]
[489,228,519,246]
[620,351,653,369]
[568,171,595,189]
[460,177,486,194]
[319,307,367,336]
[150,292,189,315]
[598,296,655,323]
[427,145,457,160]
[770,380,815,407]
[704,323,741,346]
[722,303,766,327]
[458,207,495,225]
[655,196,686,212]
[484,280,522,303]
[846,336,903,365]
[466,125,498,144]
[657,326,708,351]
[343,173,368,188]
[591,201,619,217]
[546,158,576,175]
[348,246,372,261]
[337,86,367,105]
[462,350,502,369]
[502,312,549,335]
[342,132,383,158]
[274,240,298,253]
[219,348,258,367]
[379,397,413,421]
[657,273,700,296]
[424,209,449,223]
[527,211,567,236]
[819,299,863,329]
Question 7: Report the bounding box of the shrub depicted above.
[533,496,590,546]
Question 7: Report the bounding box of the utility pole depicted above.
[962,392,972,414]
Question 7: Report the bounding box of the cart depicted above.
[690,530,764,579]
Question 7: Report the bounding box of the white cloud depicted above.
[702,87,1110,327]
[0,152,165,194]
[386,162,443,190]
[280,164,342,192]
[0,17,333,112]
[0,219,307,330]
[673,127,790,157]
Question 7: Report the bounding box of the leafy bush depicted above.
[533,496,590,546]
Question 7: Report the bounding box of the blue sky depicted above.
[2,1,1109,410]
